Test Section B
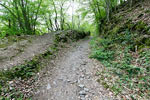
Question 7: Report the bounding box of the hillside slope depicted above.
[90,0,150,99]
[0,30,87,70]
[0,33,53,70]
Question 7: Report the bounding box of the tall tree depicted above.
[0,0,43,34]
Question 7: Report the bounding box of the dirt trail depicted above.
[33,38,115,100]
[0,33,53,70]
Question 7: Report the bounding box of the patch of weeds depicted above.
[145,9,150,13]
[90,30,150,99]
[0,58,40,99]
[113,29,134,45]
[90,38,115,62]
[90,48,115,61]
[102,82,110,89]
[111,85,122,95]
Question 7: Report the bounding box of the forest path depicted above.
[0,33,54,70]
[33,38,115,100]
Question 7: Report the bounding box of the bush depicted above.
[54,30,89,43]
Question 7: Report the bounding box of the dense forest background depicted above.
[0,0,135,37]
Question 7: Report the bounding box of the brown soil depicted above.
[0,33,53,70]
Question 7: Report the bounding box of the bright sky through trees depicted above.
[67,1,79,19]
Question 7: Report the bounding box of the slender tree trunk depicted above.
[13,0,25,32]
[49,14,54,31]
[60,1,65,30]
[52,0,59,31]
[8,19,11,28]
[19,0,32,33]
[105,0,111,22]
[71,0,75,29]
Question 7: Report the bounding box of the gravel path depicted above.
[33,38,115,100]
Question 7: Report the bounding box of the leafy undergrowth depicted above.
[90,34,150,99]
[90,2,150,99]
[0,30,88,99]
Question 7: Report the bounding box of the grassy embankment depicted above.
[90,1,150,99]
